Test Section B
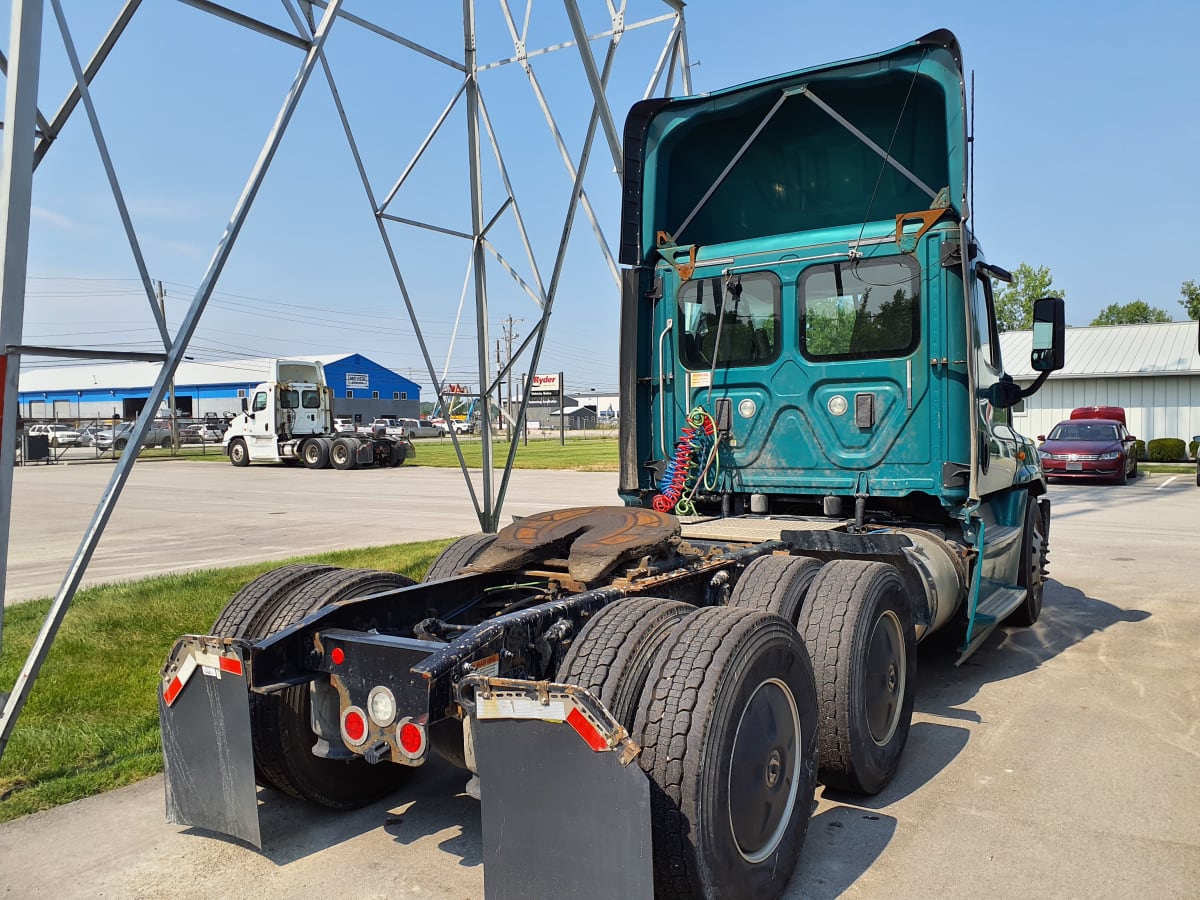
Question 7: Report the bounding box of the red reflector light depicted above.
[398,722,423,755]
[567,707,608,752]
[343,709,366,743]
[163,677,183,707]
[218,656,243,676]
[331,647,345,665]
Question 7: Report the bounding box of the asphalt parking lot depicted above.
[1,472,1197,898]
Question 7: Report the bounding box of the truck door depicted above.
[968,267,1020,497]
[246,389,276,459]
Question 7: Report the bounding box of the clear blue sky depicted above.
[6,1,1198,395]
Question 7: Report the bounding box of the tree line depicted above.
[993,264,1199,331]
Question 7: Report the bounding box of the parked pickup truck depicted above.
[397,417,440,439]
[95,422,174,451]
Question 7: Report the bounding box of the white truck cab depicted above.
[224,360,333,464]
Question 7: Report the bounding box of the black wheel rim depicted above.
[728,678,801,863]
[865,610,905,746]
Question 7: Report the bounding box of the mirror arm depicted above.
[990,370,1050,409]
[1018,370,1051,399]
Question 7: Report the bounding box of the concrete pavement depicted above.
[6,457,619,605]
[0,476,1197,897]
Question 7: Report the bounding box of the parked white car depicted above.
[179,424,223,444]
[333,417,357,434]
[432,417,473,435]
[28,423,81,446]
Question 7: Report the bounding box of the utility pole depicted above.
[495,338,503,433]
[502,315,521,434]
[158,280,177,451]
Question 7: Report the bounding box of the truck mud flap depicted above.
[467,677,653,900]
[159,636,260,848]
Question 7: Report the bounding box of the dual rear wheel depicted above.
[554,552,918,898]
[559,600,818,899]
[212,564,417,807]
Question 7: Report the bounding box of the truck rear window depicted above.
[678,271,780,369]
[799,257,919,361]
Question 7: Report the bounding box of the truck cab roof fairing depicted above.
[619,30,967,266]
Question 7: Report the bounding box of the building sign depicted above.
[530,373,562,394]
[346,373,370,389]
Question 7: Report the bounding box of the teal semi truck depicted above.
[160,30,1064,899]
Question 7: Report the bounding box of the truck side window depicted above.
[800,257,919,360]
[252,391,267,412]
[678,271,780,369]
[280,389,300,409]
[301,390,320,409]
[971,270,1001,369]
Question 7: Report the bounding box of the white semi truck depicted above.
[222,359,413,469]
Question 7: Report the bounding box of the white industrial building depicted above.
[1001,321,1200,443]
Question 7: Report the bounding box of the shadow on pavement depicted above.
[788,802,897,899]
[822,720,972,811]
[916,578,1150,718]
[185,759,480,867]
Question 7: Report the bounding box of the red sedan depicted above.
[1037,418,1138,484]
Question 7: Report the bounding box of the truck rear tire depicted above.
[729,554,823,625]
[211,564,342,790]
[798,560,916,795]
[251,568,418,808]
[228,438,249,467]
[212,563,337,639]
[423,533,498,581]
[330,437,358,470]
[388,442,405,466]
[1006,496,1047,627]
[633,607,817,900]
[556,597,692,729]
[300,437,329,469]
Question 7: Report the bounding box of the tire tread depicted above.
[557,597,692,728]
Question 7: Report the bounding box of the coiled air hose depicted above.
[653,407,721,516]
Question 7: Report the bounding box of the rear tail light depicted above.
[341,706,369,746]
[396,718,427,759]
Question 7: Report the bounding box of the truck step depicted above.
[975,585,1026,621]
[957,586,1025,665]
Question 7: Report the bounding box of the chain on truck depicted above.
[160,30,1066,899]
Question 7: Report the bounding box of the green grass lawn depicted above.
[409,436,618,470]
[1138,462,1197,475]
[0,539,454,823]
[134,434,620,471]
